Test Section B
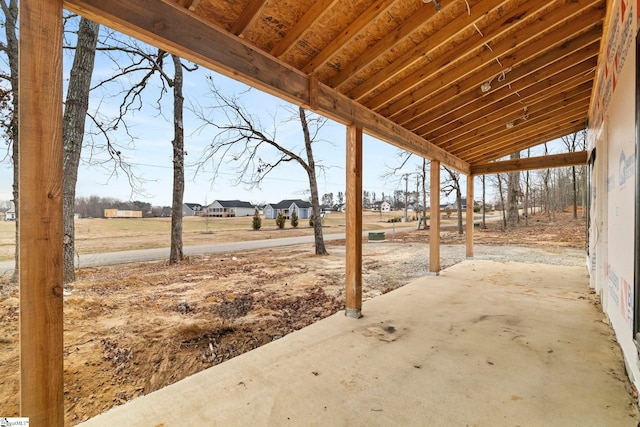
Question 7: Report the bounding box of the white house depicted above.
[586,0,640,393]
[4,202,15,221]
[206,200,255,217]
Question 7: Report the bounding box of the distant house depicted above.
[264,199,312,219]
[4,202,15,221]
[446,198,480,210]
[206,200,255,217]
[182,203,203,216]
[372,201,391,212]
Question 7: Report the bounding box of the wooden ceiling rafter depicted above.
[300,0,397,74]
[407,35,601,134]
[230,0,268,37]
[346,0,497,102]
[463,113,588,162]
[437,87,592,149]
[448,96,591,155]
[325,0,446,89]
[373,0,602,119]
[269,0,340,58]
[366,0,555,113]
[426,72,595,142]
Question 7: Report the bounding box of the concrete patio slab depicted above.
[78,260,639,426]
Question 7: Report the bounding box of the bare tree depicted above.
[194,81,329,255]
[169,54,185,264]
[561,130,586,219]
[496,173,507,229]
[62,17,100,283]
[442,167,463,234]
[507,151,521,227]
[0,0,18,281]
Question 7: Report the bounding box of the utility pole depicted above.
[404,173,408,222]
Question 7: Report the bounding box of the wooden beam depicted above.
[19,0,64,425]
[269,0,338,58]
[373,0,602,116]
[230,0,267,37]
[470,151,588,175]
[64,0,470,174]
[463,122,587,164]
[345,124,363,318]
[347,0,496,101]
[461,109,588,162]
[466,175,474,258]
[399,29,602,131]
[415,59,596,138]
[301,0,396,73]
[431,80,593,147]
[326,0,446,88]
[446,93,591,154]
[430,160,441,273]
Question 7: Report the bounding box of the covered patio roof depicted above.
[18,0,603,425]
[63,0,602,172]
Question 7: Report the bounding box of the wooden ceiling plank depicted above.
[269,0,339,58]
[301,0,397,74]
[456,101,590,156]
[347,0,498,101]
[413,57,597,136]
[436,85,592,149]
[424,74,593,142]
[375,0,603,117]
[326,0,446,89]
[470,151,588,174]
[64,0,470,173]
[461,113,588,162]
[230,0,267,37]
[464,123,588,163]
[446,95,591,153]
[402,33,601,133]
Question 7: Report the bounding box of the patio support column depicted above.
[19,0,64,425]
[345,124,363,318]
[430,160,441,273]
[466,175,474,258]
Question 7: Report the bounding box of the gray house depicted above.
[206,200,255,217]
[182,203,204,216]
[264,199,312,219]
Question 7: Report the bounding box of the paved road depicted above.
[0,225,417,275]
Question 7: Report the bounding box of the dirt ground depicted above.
[0,211,589,425]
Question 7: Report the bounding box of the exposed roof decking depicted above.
[64,0,605,171]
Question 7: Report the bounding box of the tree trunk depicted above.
[169,54,185,264]
[3,0,19,282]
[456,183,463,234]
[299,107,327,255]
[497,173,507,229]
[62,18,100,284]
[421,159,428,229]
[571,165,577,219]
[507,151,521,227]
[481,174,486,228]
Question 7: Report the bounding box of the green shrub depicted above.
[290,209,299,228]
[275,212,286,229]
[252,208,262,230]
[474,206,481,213]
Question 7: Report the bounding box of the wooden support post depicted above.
[430,160,441,273]
[466,175,474,258]
[345,124,363,318]
[19,0,64,425]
